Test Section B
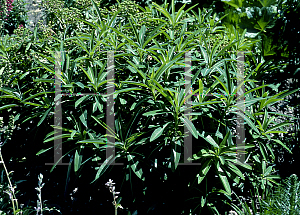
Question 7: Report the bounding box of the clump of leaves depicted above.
[260,174,300,214]
[41,0,84,31]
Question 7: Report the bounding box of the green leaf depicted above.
[235,111,260,135]
[201,196,206,207]
[264,166,272,177]
[79,110,88,128]
[49,147,75,172]
[22,102,43,107]
[77,139,108,145]
[37,108,52,127]
[179,116,198,139]
[204,135,219,148]
[233,159,252,170]
[0,104,19,111]
[71,130,77,139]
[259,0,277,8]
[259,142,268,161]
[75,95,89,108]
[265,122,293,133]
[91,154,120,184]
[222,0,243,9]
[197,159,212,184]
[278,88,299,99]
[255,18,270,33]
[272,139,292,154]
[112,88,143,97]
[154,57,178,81]
[171,140,181,172]
[138,25,146,46]
[75,82,85,89]
[127,154,145,181]
[0,87,22,100]
[200,45,209,65]
[150,122,170,142]
[219,131,230,149]
[152,2,173,25]
[228,162,245,180]
[185,100,223,110]
[198,79,204,102]
[212,75,229,95]
[92,116,116,138]
[36,147,53,155]
[218,166,231,195]
[33,78,54,83]
[43,134,72,143]
[74,150,82,172]
[142,110,165,116]
[91,0,103,21]
[0,67,4,75]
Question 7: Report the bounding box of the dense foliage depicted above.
[0,0,28,35]
[0,0,299,214]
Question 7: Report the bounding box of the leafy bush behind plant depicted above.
[260,174,300,214]
[229,173,300,215]
[0,0,29,36]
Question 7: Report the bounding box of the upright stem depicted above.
[40,189,43,215]
[114,198,117,215]
[0,148,18,214]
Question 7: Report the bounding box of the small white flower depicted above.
[4,190,12,199]
[228,210,238,215]
[72,187,78,193]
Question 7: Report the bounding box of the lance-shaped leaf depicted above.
[198,132,219,148]
[197,159,212,184]
[150,122,170,142]
[228,162,245,180]
[218,166,231,195]
[171,140,181,172]
[127,154,145,181]
[235,111,260,135]
[0,104,19,111]
[271,139,292,154]
[212,75,229,95]
[91,154,121,184]
[43,133,72,143]
[37,107,52,127]
[79,110,88,128]
[74,150,82,173]
[179,116,198,139]
[143,110,166,116]
[265,122,293,134]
